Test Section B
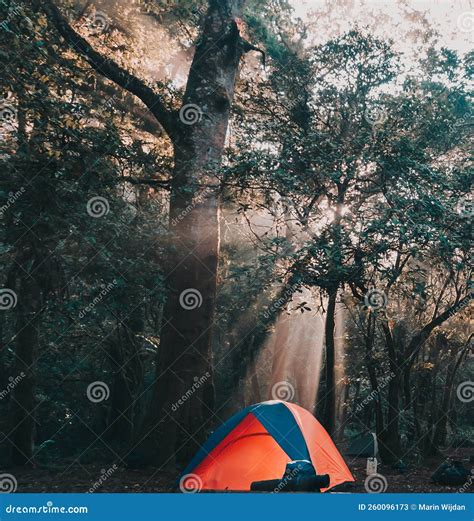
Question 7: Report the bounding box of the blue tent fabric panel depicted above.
[252,402,310,461]
[179,405,254,478]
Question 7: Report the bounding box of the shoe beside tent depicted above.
[179,400,354,492]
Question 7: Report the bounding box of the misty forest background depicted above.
[0,0,472,492]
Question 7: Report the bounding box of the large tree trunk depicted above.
[8,255,42,465]
[107,300,144,446]
[149,0,248,465]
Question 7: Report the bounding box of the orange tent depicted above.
[179,400,354,492]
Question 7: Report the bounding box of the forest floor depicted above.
[5,448,472,493]
[347,448,472,493]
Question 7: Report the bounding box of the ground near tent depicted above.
[5,448,471,493]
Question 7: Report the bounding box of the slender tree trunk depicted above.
[107,302,144,446]
[321,287,337,436]
[319,191,345,436]
[422,339,441,456]
[9,264,42,465]
[433,336,471,446]
[335,379,350,441]
[364,313,385,441]
[380,322,401,463]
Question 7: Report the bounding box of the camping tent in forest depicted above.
[179,400,354,492]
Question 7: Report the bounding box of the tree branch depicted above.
[406,292,473,370]
[124,177,170,189]
[40,0,178,138]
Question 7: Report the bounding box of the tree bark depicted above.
[433,335,472,446]
[380,321,401,463]
[8,255,42,465]
[149,0,248,465]
[321,287,337,436]
[364,313,385,442]
[107,301,144,446]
